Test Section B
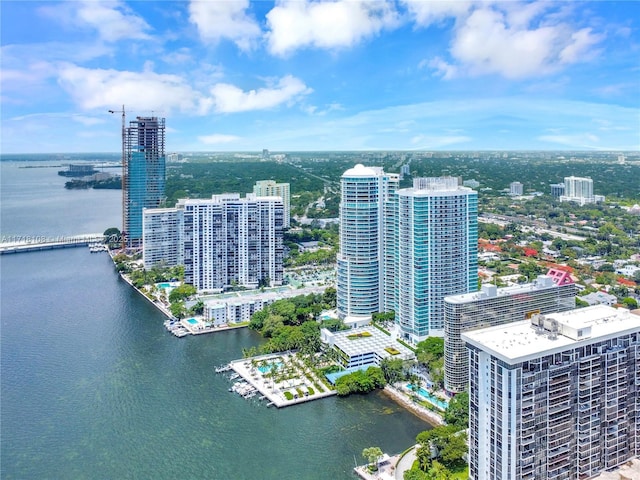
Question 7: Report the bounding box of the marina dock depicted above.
[222,354,337,408]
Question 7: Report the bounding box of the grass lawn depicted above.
[450,465,468,479]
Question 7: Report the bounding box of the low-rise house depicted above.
[581,291,618,306]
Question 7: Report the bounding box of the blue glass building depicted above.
[124,116,166,247]
[396,177,478,343]
[336,165,399,326]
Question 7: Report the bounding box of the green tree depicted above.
[189,300,204,315]
[248,309,269,331]
[622,297,638,309]
[444,392,469,429]
[380,357,406,384]
[169,302,186,319]
[576,297,589,308]
[416,337,444,366]
[103,227,121,246]
[404,468,431,480]
[362,446,384,470]
[417,426,467,470]
[322,287,337,307]
[168,284,197,303]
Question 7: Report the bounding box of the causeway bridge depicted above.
[0,234,105,255]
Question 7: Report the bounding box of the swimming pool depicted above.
[187,318,198,325]
[258,361,283,374]
[406,384,449,410]
[157,283,171,289]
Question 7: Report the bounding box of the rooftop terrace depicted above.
[462,305,640,364]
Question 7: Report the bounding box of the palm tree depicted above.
[362,447,383,471]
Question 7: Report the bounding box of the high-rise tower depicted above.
[560,176,594,205]
[463,306,640,480]
[443,272,576,393]
[336,165,399,325]
[253,180,291,228]
[124,116,166,247]
[182,194,284,291]
[396,177,478,343]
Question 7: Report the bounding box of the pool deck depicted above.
[228,353,336,408]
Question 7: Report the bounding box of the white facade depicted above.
[396,177,478,343]
[183,194,284,291]
[561,176,595,205]
[336,165,399,324]
[509,181,524,196]
[320,327,415,369]
[463,306,640,480]
[142,207,183,269]
[253,180,291,228]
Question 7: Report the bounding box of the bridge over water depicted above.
[0,234,106,254]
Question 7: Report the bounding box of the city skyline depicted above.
[2,1,639,154]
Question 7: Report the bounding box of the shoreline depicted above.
[111,253,250,335]
[382,385,445,427]
[110,253,446,426]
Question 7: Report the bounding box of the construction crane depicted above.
[108,106,127,250]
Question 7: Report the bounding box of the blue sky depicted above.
[1,0,639,153]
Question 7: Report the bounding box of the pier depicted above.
[0,234,105,254]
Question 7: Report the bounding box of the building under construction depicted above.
[123,116,166,248]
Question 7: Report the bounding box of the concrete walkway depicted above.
[395,446,418,480]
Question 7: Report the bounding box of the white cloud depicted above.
[450,8,560,78]
[198,133,242,145]
[422,3,605,79]
[209,75,312,113]
[428,56,458,79]
[189,0,261,51]
[0,61,57,92]
[40,1,152,42]
[266,0,399,56]
[401,0,471,27]
[57,64,201,113]
[559,28,603,64]
[161,48,194,65]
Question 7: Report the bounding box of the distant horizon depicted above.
[1,148,639,158]
[2,1,638,153]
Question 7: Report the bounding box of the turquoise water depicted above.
[406,384,449,410]
[258,361,283,373]
[157,282,171,289]
[187,318,198,325]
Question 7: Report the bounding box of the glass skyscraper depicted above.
[124,116,166,247]
[336,165,399,325]
[396,177,478,343]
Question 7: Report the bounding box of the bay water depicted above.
[0,160,430,480]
